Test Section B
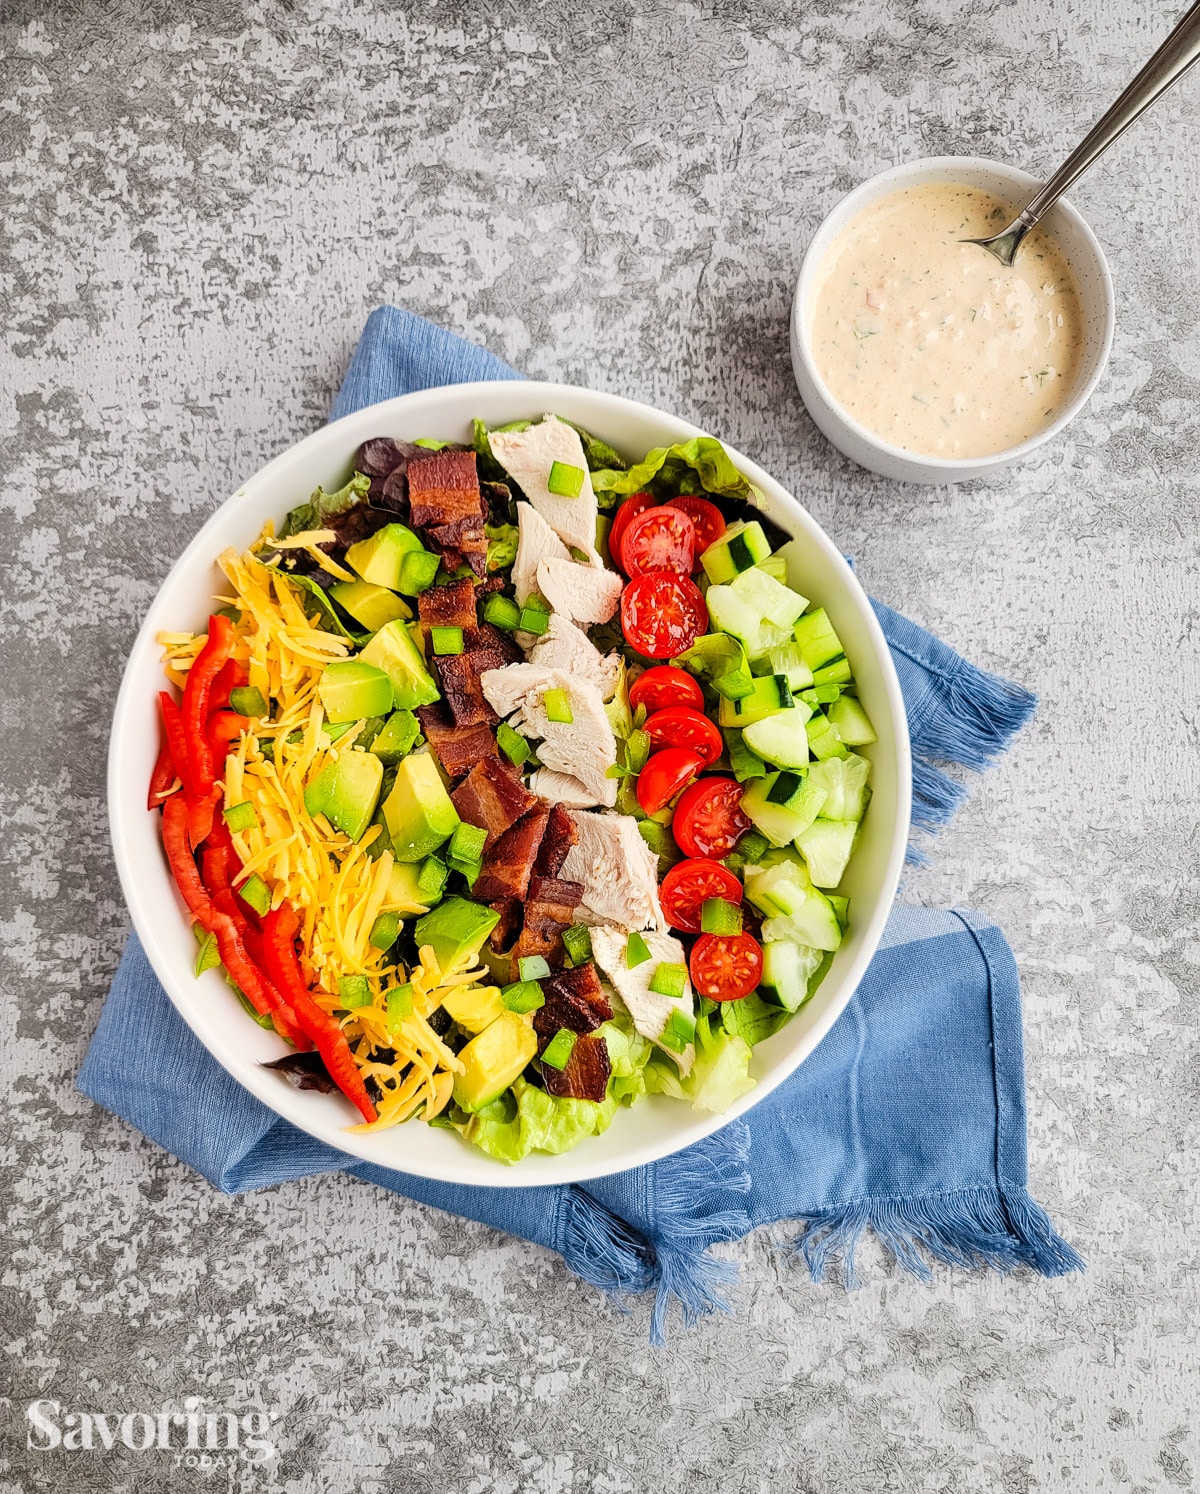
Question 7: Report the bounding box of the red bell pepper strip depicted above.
[262,902,378,1124]
[209,658,248,715]
[158,692,195,797]
[148,697,180,810]
[182,613,234,799]
[160,689,217,846]
[161,797,307,1049]
[209,710,249,765]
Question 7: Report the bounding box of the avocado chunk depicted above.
[359,621,440,710]
[452,1009,538,1113]
[329,579,412,632]
[318,660,395,724]
[345,523,424,590]
[386,860,434,911]
[382,749,459,861]
[370,708,421,766]
[414,896,500,972]
[441,983,507,1034]
[304,748,383,841]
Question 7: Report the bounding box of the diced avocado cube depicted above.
[370,709,421,766]
[382,749,459,861]
[452,1009,538,1113]
[414,896,500,973]
[345,522,424,590]
[359,620,440,710]
[305,748,384,841]
[386,860,433,911]
[441,982,507,1034]
[318,660,395,724]
[329,579,412,632]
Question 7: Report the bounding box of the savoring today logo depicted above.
[25,1397,277,1464]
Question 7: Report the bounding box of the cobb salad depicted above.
[149,415,877,1162]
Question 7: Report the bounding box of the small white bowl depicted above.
[790,156,1115,485]
[108,382,912,1188]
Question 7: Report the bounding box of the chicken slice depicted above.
[559,810,664,932]
[536,556,623,625]
[488,416,600,559]
[528,613,620,701]
[479,664,617,808]
[512,502,569,608]
[529,768,601,809]
[590,924,695,1073]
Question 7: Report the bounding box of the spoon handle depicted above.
[1017,0,1200,230]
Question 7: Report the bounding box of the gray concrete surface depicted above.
[2,1,1198,1489]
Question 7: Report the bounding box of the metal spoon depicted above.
[965,0,1200,265]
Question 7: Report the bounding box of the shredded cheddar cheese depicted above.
[158,544,493,1132]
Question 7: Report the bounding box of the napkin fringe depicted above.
[908,658,1036,839]
[646,1124,753,1345]
[791,1184,1082,1287]
[560,1189,655,1299]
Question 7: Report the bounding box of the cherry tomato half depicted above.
[666,496,726,562]
[659,857,743,934]
[621,572,708,659]
[636,745,704,816]
[644,705,723,766]
[672,776,752,859]
[629,664,704,714]
[621,504,696,576]
[609,491,659,575]
[689,931,764,1001]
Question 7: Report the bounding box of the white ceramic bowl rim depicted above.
[108,382,912,1187]
[793,155,1116,472]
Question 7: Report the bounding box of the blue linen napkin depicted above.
[80,306,1082,1342]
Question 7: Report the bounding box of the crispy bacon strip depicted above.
[473,804,551,904]
[541,1032,612,1102]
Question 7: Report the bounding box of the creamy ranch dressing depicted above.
[811,182,1085,458]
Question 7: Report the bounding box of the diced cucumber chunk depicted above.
[699,519,772,584]
[806,712,848,760]
[760,887,842,952]
[828,695,877,746]
[741,771,828,846]
[723,727,768,782]
[760,940,824,1012]
[795,818,858,888]
[718,673,794,727]
[813,656,853,688]
[729,566,807,630]
[792,607,845,672]
[706,584,793,661]
[754,554,788,583]
[827,894,850,930]
[767,642,815,691]
[807,753,871,822]
[742,703,813,769]
[743,858,813,919]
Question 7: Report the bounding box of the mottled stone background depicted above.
[2,0,1198,1489]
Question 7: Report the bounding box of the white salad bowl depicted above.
[108,383,911,1187]
[790,156,1115,485]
